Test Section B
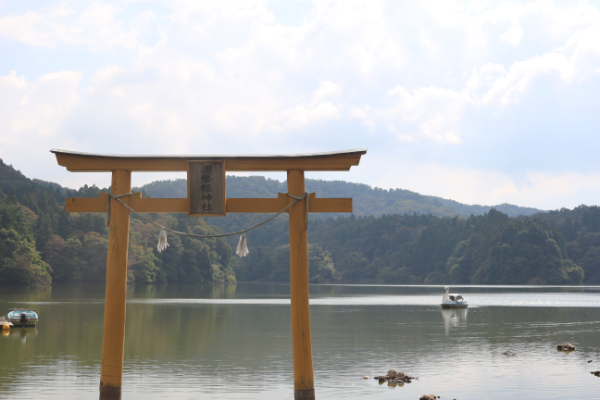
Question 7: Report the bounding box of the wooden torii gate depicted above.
[51,148,367,400]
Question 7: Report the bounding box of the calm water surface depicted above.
[1,284,599,400]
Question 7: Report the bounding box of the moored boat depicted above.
[440,286,468,309]
[6,309,38,327]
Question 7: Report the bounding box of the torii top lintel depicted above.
[51,149,367,172]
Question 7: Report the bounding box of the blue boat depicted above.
[440,286,468,309]
[6,309,38,327]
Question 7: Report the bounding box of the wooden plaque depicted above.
[187,160,226,216]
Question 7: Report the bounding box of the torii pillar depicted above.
[52,148,367,400]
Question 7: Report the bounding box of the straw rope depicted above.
[106,192,310,254]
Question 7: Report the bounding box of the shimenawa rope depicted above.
[106,192,310,257]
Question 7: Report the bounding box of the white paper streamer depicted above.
[236,233,249,257]
[157,229,170,253]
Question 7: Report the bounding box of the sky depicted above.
[1,0,599,211]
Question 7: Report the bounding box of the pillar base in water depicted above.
[295,389,315,400]
[99,386,121,400]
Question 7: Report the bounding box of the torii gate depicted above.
[51,148,367,400]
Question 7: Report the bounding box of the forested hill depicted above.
[232,209,595,285]
[528,206,600,283]
[1,159,598,286]
[0,159,235,286]
[0,158,542,218]
[138,176,543,218]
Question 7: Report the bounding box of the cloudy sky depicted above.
[1,0,598,210]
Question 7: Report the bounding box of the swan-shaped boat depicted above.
[440,286,468,309]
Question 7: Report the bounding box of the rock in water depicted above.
[557,343,576,351]
[419,395,437,400]
[373,369,416,384]
[591,371,600,377]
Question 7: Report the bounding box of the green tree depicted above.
[130,247,161,283]
[8,187,17,204]
[80,232,108,282]
[340,252,369,282]
[35,213,53,253]
[0,228,51,285]
[51,237,84,283]
[308,244,339,283]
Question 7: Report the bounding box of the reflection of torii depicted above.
[52,148,367,400]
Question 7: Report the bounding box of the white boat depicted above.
[440,286,468,309]
[6,309,38,327]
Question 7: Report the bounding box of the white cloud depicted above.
[1,1,599,209]
[480,52,574,107]
[0,2,152,51]
[499,25,524,46]
[313,80,342,101]
[0,70,82,139]
[373,161,600,210]
[466,62,507,92]
[0,70,82,183]
[385,85,470,143]
[276,81,344,131]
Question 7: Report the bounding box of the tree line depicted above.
[0,185,236,285]
[231,207,597,285]
[1,160,597,285]
[0,160,235,285]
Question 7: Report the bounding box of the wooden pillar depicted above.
[287,170,315,400]
[99,170,131,399]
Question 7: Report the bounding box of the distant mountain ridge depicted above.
[0,158,543,218]
[136,175,543,218]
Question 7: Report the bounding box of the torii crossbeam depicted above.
[51,148,367,400]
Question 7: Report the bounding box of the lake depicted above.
[1,284,599,400]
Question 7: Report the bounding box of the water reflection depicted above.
[0,284,599,400]
[127,283,238,300]
[1,327,38,342]
[385,380,404,388]
[441,308,468,335]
